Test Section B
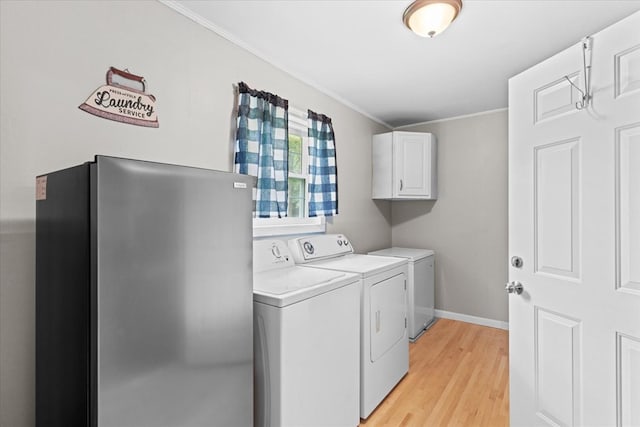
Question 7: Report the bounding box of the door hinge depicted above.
[404,280,407,290]
[405,318,407,328]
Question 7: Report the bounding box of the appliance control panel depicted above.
[253,240,294,273]
[288,234,354,264]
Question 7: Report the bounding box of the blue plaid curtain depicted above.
[307,110,338,217]
[234,82,289,218]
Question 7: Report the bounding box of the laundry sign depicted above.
[79,67,158,128]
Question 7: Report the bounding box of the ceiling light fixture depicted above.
[403,0,463,38]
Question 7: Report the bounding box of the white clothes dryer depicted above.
[369,248,435,342]
[253,240,361,427]
[288,234,409,419]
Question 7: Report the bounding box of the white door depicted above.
[508,12,640,426]
[394,132,430,197]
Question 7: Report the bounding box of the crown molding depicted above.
[394,107,508,130]
[158,0,392,128]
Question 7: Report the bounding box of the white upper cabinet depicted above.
[372,131,437,200]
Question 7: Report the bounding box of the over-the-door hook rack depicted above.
[564,36,593,110]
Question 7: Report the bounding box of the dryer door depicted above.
[370,273,407,362]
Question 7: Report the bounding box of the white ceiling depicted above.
[163,0,640,128]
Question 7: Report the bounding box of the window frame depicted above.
[286,115,308,218]
[252,107,326,237]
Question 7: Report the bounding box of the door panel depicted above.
[614,45,640,98]
[534,308,582,427]
[509,12,640,426]
[370,274,406,362]
[617,333,640,426]
[394,132,430,197]
[400,138,425,192]
[534,138,581,279]
[95,157,255,427]
[534,72,582,123]
[616,124,640,294]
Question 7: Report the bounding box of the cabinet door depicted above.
[394,132,431,197]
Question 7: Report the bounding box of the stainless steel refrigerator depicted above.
[36,156,255,427]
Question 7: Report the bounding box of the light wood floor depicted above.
[360,318,509,427]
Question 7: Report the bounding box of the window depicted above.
[287,112,307,218]
[252,107,326,237]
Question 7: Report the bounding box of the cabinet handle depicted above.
[400,179,403,191]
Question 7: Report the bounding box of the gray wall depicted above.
[390,110,509,323]
[0,2,390,426]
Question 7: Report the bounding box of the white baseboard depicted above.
[435,309,509,330]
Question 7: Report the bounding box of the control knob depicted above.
[271,244,281,259]
[303,241,315,255]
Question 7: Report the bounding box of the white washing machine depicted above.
[252,240,361,427]
[369,248,435,342]
[288,234,409,419]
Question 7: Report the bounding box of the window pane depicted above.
[289,134,302,154]
[289,178,299,198]
[290,177,304,196]
[289,198,301,218]
[288,177,305,218]
[289,153,302,175]
[288,134,303,174]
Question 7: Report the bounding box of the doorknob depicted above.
[505,281,524,295]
